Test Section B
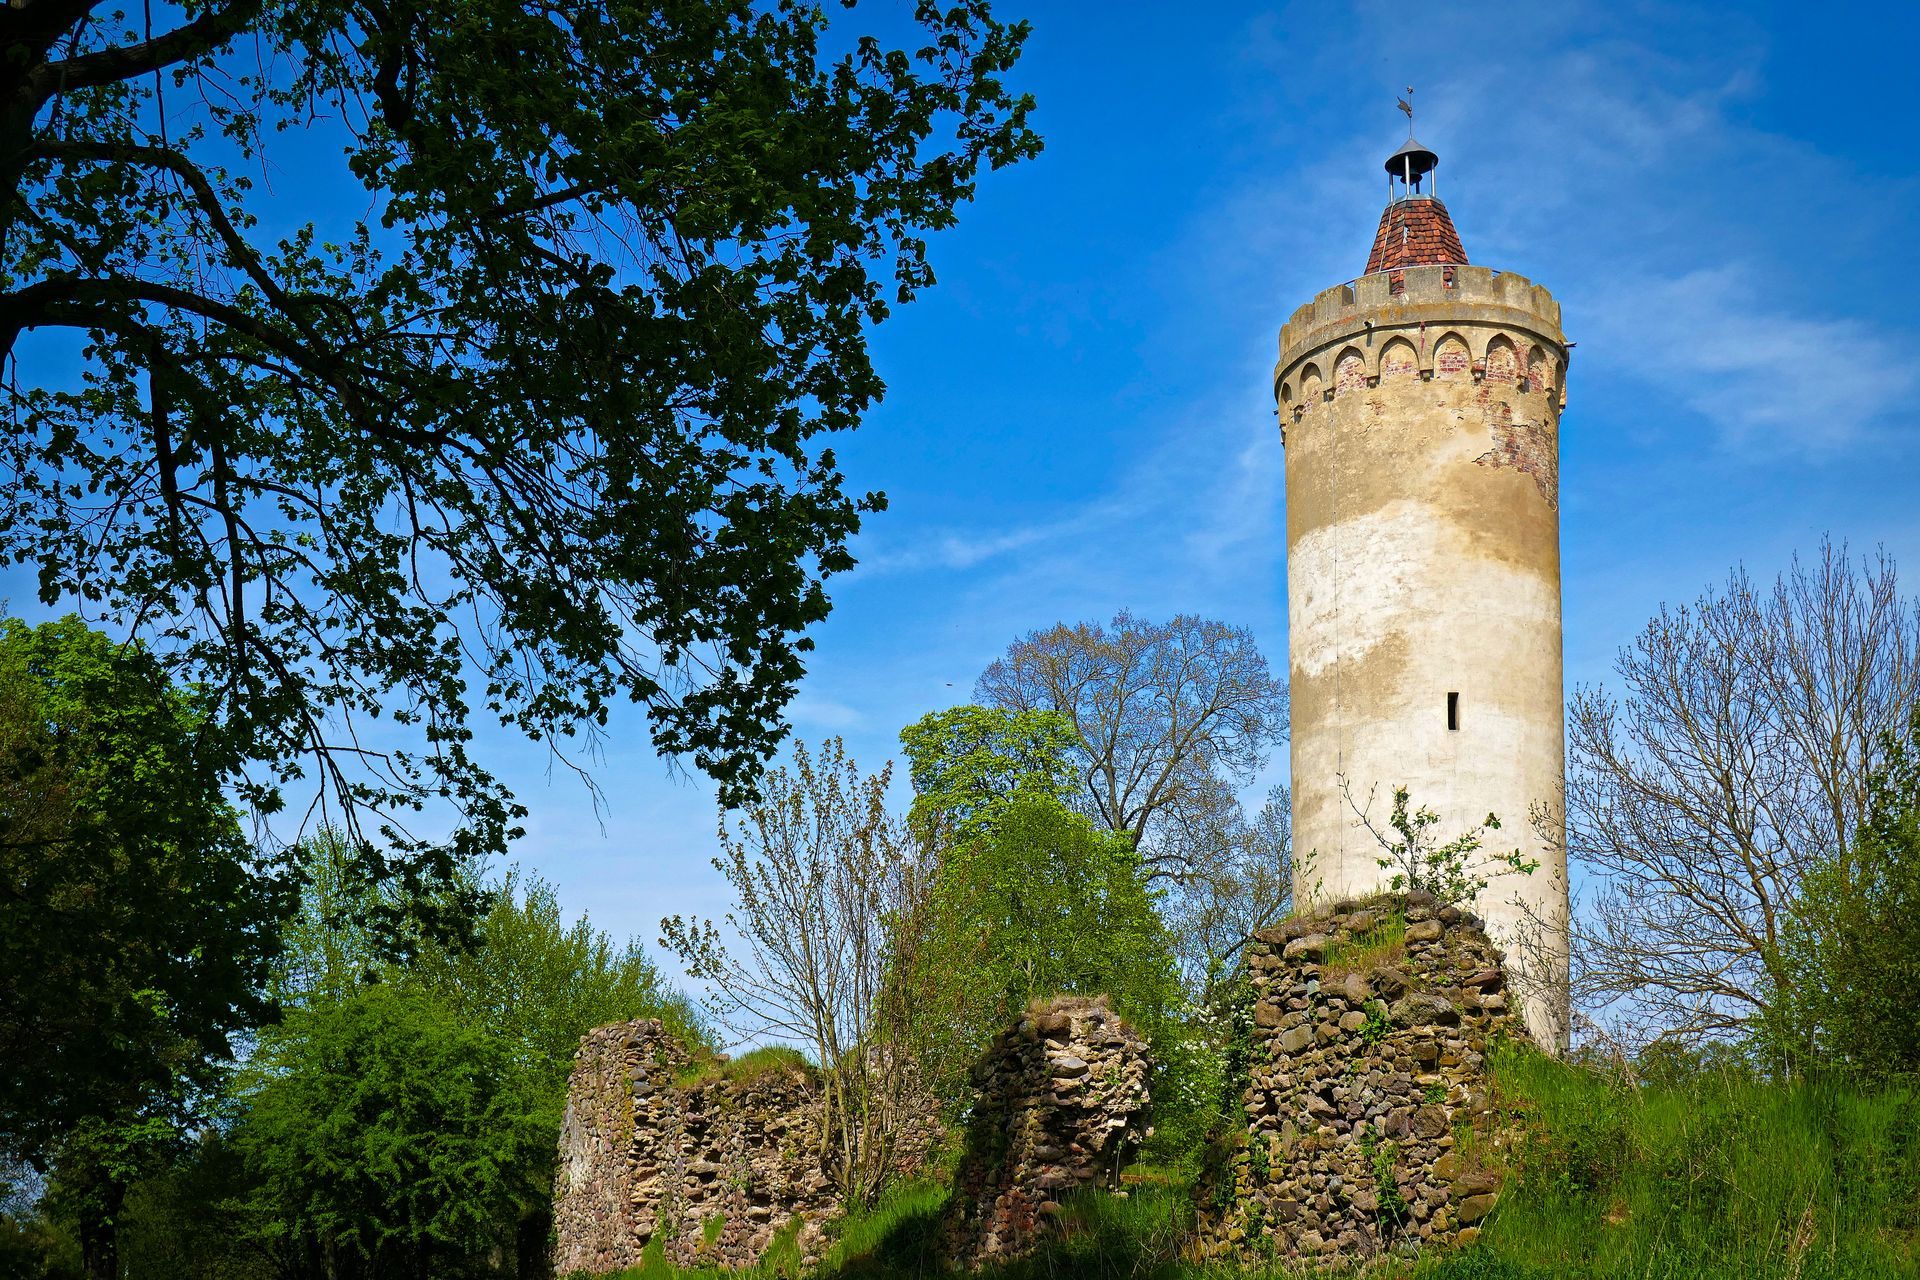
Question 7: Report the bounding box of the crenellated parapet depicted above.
[1275,265,1569,422]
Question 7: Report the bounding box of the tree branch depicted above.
[28,0,262,105]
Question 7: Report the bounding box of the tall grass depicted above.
[581,1050,1920,1280]
[1447,1048,1920,1280]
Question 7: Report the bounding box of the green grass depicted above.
[1320,909,1409,983]
[1447,1047,1920,1280]
[584,1050,1920,1280]
[673,1044,816,1090]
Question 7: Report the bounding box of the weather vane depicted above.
[1396,86,1415,135]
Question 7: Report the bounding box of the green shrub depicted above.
[1771,703,1920,1078]
[235,984,550,1278]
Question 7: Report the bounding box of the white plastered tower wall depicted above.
[1278,263,1573,1051]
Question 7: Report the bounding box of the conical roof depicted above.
[1365,196,1467,274]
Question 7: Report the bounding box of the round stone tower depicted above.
[1277,129,1571,1049]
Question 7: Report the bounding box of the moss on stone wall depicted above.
[552,1024,940,1277]
[1198,892,1528,1268]
[941,995,1152,1268]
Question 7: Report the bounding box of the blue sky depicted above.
[15,2,1920,993]
[494,0,1920,974]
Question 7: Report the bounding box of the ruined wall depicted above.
[1276,262,1572,1048]
[942,996,1152,1267]
[1199,895,1527,1268]
[551,1021,850,1276]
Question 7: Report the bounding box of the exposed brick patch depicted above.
[1474,406,1558,509]
[1470,354,1558,507]
[1379,343,1418,379]
[1336,353,1367,393]
[1475,421,1557,508]
[1483,342,1518,384]
[1435,341,1470,378]
[1365,197,1468,274]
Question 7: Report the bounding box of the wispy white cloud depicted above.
[853,505,1112,577]
[850,380,1285,627]
[784,694,866,731]
[1579,266,1916,455]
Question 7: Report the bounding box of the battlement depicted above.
[1284,264,1558,341]
[1276,264,1568,409]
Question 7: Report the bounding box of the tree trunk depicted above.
[76,1176,124,1280]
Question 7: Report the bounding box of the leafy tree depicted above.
[662,738,929,1206]
[234,983,548,1279]
[0,616,291,1278]
[976,612,1288,880]
[926,790,1178,1027]
[897,706,1182,1107]
[1,1160,80,1280]
[111,1134,265,1280]
[408,868,707,1108]
[411,870,708,1270]
[897,702,1081,843]
[1772,703,1920,1077]
[0,0,1041,892]
[103,859,696,1280]
[266,827,408,1009]
[268,826,701,1073]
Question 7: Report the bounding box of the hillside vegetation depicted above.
[583,1048,1920,1280]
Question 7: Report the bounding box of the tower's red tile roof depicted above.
[1365,197,1467,273]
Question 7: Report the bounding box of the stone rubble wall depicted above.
[1199,893,1528,1267]
[941,995,1152,1267]
[551,1020,846,1276]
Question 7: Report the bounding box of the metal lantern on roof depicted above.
[1386,136,1439,200]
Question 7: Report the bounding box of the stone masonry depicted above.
[1279,235,1575,1050]
[941,996,1152,1268]
[1199,893,1528,1267]
[551,1020,845,1275]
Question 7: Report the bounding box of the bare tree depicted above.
[660,739,931,1205]
[1569,540,1920,1048]
[1160,783,1293,1000]
[976,611,1288,881]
